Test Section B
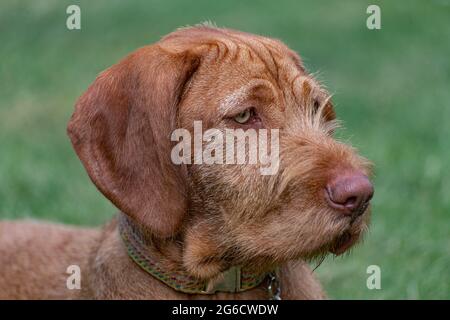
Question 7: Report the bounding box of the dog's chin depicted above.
[242,229,365,268]
[323,208,370,257]
[328,231,361,256]
[299,218,368,260]
[294,231,362,263]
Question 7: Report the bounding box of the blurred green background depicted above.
[0,0,449,299]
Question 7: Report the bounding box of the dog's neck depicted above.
[118,213,273,295]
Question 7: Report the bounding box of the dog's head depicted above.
[68,25,373,278]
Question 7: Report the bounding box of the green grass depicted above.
[1,0,449,299]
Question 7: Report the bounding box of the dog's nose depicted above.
[325,172,374,216]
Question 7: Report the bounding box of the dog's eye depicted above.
[234,109,252,124]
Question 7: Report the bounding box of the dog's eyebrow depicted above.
[218,79,276,116]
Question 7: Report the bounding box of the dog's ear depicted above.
[67,44,200,237]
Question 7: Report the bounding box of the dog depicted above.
[0,25,373,299]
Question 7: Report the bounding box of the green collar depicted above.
[118,215,270,294]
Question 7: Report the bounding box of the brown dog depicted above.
[0,25,373,299]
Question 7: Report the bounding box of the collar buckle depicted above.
[203,266,242,293]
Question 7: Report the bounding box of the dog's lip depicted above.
[329,231,358,256]
[349,208,367,225]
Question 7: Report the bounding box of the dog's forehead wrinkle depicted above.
[224,34,278,71]
[209,38,240,61]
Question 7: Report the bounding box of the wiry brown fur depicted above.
[0,25,372,299]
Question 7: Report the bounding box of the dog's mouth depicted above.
[326,203,370,256]
[328,231,359,256]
